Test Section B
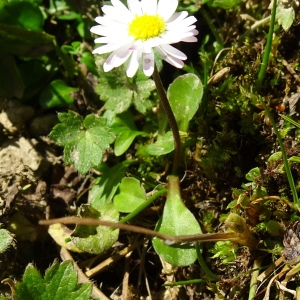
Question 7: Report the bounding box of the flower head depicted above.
[91,0,198,77]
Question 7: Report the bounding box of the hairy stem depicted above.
[152,64,181,175]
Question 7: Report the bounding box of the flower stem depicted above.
[153,64,180,176]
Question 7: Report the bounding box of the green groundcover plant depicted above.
[1,0,300,299]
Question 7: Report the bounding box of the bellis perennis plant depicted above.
[90,0,198,77]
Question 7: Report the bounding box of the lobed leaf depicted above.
[0,228,14,253]
[15,261,92,300]
[42,261,91,300]
[50,111,115,174]
[96,57,154,114]
[16,265,45,299]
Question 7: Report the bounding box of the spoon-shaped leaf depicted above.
[168,74,203,133]
[152,175,201,266]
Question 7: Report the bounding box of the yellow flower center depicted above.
[128,14,166,40]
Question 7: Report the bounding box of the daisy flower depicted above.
[90,0,198,78]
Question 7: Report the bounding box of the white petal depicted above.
[90,25,104,35]
[166,25,197,35]
[127,0,142,15]
[90,25,113,36]
[167,16,197,30]
[159,44,187,60]
[102,5,132,22]
[162,31,197,44]
[94,16,127,27]
[141,0,157,14]
[181,35,198,42]
[91,27,129,42]
[157,0,178,21]
[91,25,128,39]
[111,0,132,16]
[94,16,103,24]
[129,39,143,51]
[103,64,114,72]
[94,37,110,43]
[166,11,188,23]
[104,44,133,69]
[95,35,133,44]
[157,46,184,68]
[164,55,184,68]
[92,44,122,54]
[143,37,161,49]
[143,52,154,76]
[126,50,142,77]
[142,39,158,53]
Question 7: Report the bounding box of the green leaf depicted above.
[71,204,119,254]
[167,74,203,132]
[281,114,300,129]
[114,130,146,156]
[15,261,92,300]
[245,167,260,181]
[39,79,77,109]
[110,111,147,156]
[80,51,97,75]
[50,111,116,174]
[0,228,14,253]
[210,0,242,9]
[152,176,201,266]
[16,265,45,299]
[0,24,54,57]
[265,220,283,236]
[289,156,300,163]
[276,1,295,31]
[209,241,238,264]
[0,1,44,31]
[132,79,155,113]
[18,58,57,101]
[110,110,137,131]
[144,131,174,156]
[48,0,80,20]
[61,41,81,55]
[114,177,146,213]
[96,57,155,114]
[89,163,128,209]
[42,261,92,300]
[268,151,282,163]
